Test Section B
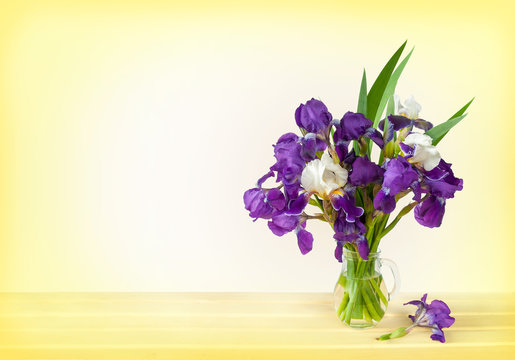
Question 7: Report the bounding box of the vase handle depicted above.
[381,258,400,300]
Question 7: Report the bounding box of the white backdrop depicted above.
[1,9,512,293]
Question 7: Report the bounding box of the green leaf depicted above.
[386,94,395,117]
[377,333,392,341]
[366,41,407,123]
[357,69,367,114]
[308,198,323,211]
[425,114,467,144]
[373,47,413,128]
[377,327,407,341]
[355,69,367,155]
[449,97,475,119]
[432,98,474,145]
[390,327,408,339]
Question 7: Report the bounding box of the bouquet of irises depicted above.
[243,42,470,332]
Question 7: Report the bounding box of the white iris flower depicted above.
[301,152,348,197]
[395,95,422,119]
[403,133,441,171]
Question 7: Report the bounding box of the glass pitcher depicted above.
[333,248,400,328]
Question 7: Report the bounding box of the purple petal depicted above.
[284,182,301,200]
[423,159,463,199]
[414,195,445,228]
[404,300,424,307]
[428,299,451,314]
[334,242,343,262]
[373,189,396,214]
[421,293,428,303]
[331,192,364,222]
[334,140,349,162]
[411,181,422,202]
[267,214,299,236]
[349,156,385,186]
[430,326,446,343]
[299,133,326,161]
[270,133,305,186]
[243,188,274,220]
[286,192,311,215]
[334,212,366,234]
[413,118,433,131]
[379,115,412,131]
[257,170,274,188]
[399,142,414,157]
[333,232,359,243]
[297,228,314,255]
[266,188,286,211]
[334,112,373,141]
[295,99,332,134]
[356,235,370,260]
[342,148,357,166]
[364,128,385,148]
[382,156,418,195]
[427,300,455,328]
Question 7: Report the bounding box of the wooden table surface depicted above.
[0,292,514,359]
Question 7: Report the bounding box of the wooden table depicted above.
[0,292,513,359]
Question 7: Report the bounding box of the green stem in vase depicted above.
[369,273,388,305]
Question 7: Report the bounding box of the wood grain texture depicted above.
[0,292,513,359]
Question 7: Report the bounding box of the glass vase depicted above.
[333,248,400,328]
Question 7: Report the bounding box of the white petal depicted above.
[411,145,441,171]
[394,94,401,115]
[404,133,433,147]
[301,153,348,197]
[321,152,348,190]
[301,159,324,194]
[402,95,422,119]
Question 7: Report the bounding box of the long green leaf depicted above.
[373,48,413,127]
[425,114,467,143]
[449,97,475,119]
[355,69,367,154]
[386,94,395,117]
[367,46,412,157]
[357,69,367,114]
[366,41,407,122]
[432,98,475,145]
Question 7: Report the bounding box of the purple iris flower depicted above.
[243,188,274,220]
[379,115,433,142]
[414,195,445,228]
[374,156,419,214]
[295,98,332,135]
[349,156,385,186]
[333,112,384,148]
[423,159,463,199]
[270,133,305,186]
[405,293,455,343]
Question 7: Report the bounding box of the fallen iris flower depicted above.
[377,293,455,343]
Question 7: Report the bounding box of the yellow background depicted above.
[0,0,514,293]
